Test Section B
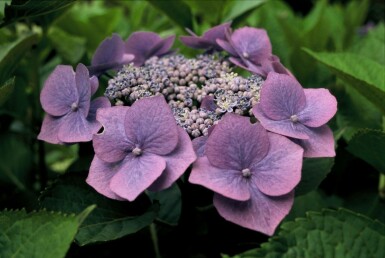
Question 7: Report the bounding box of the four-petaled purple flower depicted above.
[125,32,175,66]
[252,72,337,157]
[86,95,196,201]
[89,34,135,76]
[180,22,231,51]
[189,113,303,235]
[38,63,111,144]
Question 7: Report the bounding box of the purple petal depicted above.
[91,34,125,67]
[86,156,126,201]
[298,89,337,128]
[203,22,231,43]
[124,96,179,156]
[252,133,303,196]
[216,38,238,56]
[230,27,272,65]
[75,63,91,117]
[37,114,63,144]
[189,156,251,201]
[148,127,196,191]
[40,65,77,116]
[148,35,175,57]
[294,125,335,158]
[180,36,213,49]
[110,153,166,201]
[200,95,217,111]
[213,189,294,236]
[192,135,208,157]
[125,32,162,66]
[206,113,269,170]
[93,106,134,163]
[259,72,306,120]
[90,76,99,96]
[58,111,92,143]
[86,97,111,135]
[253,104,310,139]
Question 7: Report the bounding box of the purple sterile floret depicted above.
[180,22,231,51]
[252,72,337,157]
[38,64,111,144]
[125,32,175,66]
[89,34,135,76]
[217,27,272,74]
[189,113,303,235]
[87,95,196,201]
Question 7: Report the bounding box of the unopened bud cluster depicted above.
[106,54,265,138]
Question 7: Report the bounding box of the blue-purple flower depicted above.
[189,113,303,235]
[38,64,111,144]
[86,95,196,201]
[252,72,337,157]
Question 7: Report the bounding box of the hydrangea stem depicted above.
[379,174,385,200]
[150,223,161,258]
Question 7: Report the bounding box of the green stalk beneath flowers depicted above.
[379,174,385,200]
[150,223,161,258]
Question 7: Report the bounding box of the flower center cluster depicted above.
[71,102,79,111]
[132,147,142,156]
[241,168,252,178]
[290,114,299,123]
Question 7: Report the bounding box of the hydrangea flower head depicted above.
[38,63,111,144]
[189,113,303,235]
[89,34,135,76]
[252,72,337,157]
[125,32,175,66]
[180,22,231,51]
[87,95,196,201]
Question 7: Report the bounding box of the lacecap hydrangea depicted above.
[38,22,337,236]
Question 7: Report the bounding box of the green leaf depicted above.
[226,209,385,258]
[0,207,92,258]
[295,158,334,196]
[40,173,159,245]
[346,129,385,174]
[0,77,15,106]
[0,33,38,85]
[47,26,86,64]
[0,133,32,190]
[222,0,266,23]
[304,49,385,114]
[147,183,181,225]
[0,0,76,28]
[350,31,385,65]
[146,0,193,29]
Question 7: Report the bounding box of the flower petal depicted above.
[192,135,208,157]
[37,114,63,144]
[75,63,91,117]
[148,127,196,191]
[213,189,294,236]
[86,156,126,201]
[189,157,250,201]
[124,95,179,156]
[58,111,92,143]
[179,36,213,49]
[40,65,77,116]
[148,35,175,57]
[298,88,337,127]
[110,153,166,201]
[203,22,231,43]
[86,97,111,135]
[206,113,269,170]
[252,132,303,196]
[91,34,126,71]
[253,104,310,139]
[294,125,335,158]
[200,95,216,111]
[259,72,306,120]
[90,76,99,96]
[125,31,161,66]
[216,38,237,56]
[93,106,134,163]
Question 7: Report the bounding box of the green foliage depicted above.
[225,209,385,258]
[0,0,76,28]
[0,77,15,106]
[0,207,93,258]
[295,158,334,196]
[346,130,385,174]
[222,0,266,25]
[40,173,159,245]
[305,49,385,114]
[147,183,182,225]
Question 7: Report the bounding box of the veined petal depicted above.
[75,63,91,117]
[86,156,125,201]
[86,97,111,135]
[58,111,92,143]
[149,35,175,57]
[110,153,166,201]
[148,127,196,191]
[213,189,294,236]
[252,132,303,196]
[216,38,237,56]
[91,34,126,68]
[189,157,250,201]
[180,36,213,49]
[294,125,335,158]
[37,114,63,144]
[298,88,337,127]
[125,31,161,66]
